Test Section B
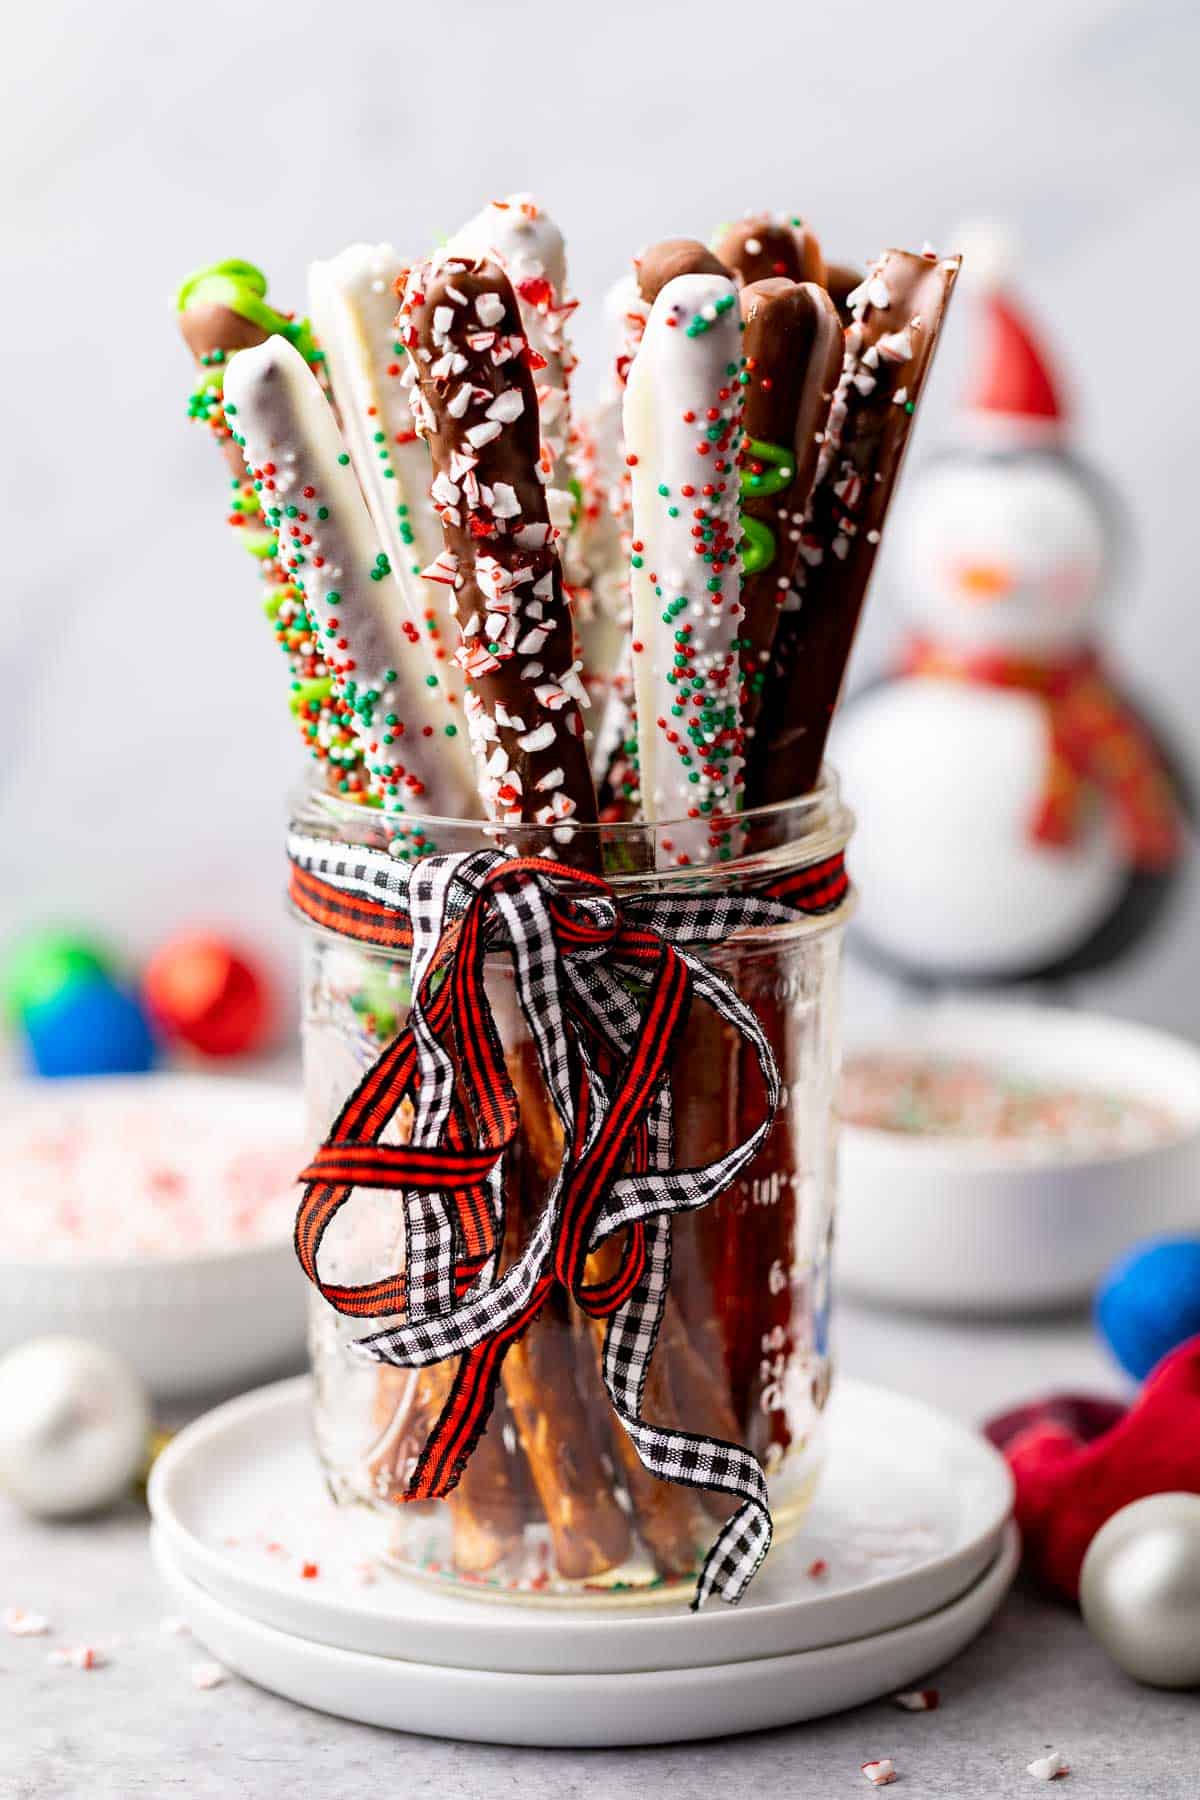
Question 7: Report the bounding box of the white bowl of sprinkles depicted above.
[837,1001,1200,1314]
[0,1074,309,1396]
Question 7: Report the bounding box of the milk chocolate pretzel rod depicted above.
[223,336,467,828]
[399,252,597,857]
[714,213,827,288]
[308,243,478,809]
[750,248,961,802]
[176,261,365,796]
[624,268,747,867]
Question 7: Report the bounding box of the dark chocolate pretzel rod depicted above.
[750,248,960,803]
[400,254,598,863]
[737,278,845,755]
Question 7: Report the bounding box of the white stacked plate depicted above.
[149,1375,1016,1745]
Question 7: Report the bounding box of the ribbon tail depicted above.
[594,1215,773,1608]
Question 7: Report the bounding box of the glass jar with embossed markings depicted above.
[292,774,853,1605]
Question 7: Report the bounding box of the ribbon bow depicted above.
[288,831,848,1607]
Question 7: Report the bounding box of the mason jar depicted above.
[293,776,853,1604]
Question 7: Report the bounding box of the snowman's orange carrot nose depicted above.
[956,561,1012,601]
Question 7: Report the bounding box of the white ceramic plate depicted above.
[0,1075,308,1396]
[838,1001,1200,1314]
[152,1520,1018,1745]
[148,1373,1013,1674]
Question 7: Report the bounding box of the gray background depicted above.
[3,0,1198,1032]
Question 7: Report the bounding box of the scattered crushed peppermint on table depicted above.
[48,1645,107,1670]
[892,1688,939,1711]
[861,1759,898,1786]
[191,1662,228,1690]
[4,1607,50,1636]
[0,1094,303,1260]
[160,1615,191,1636]
[1028,1752,1070,1781]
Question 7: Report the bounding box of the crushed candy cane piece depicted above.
[861,1760,897,1787]
[893,1689,939,1712]
[807,1558,829,1578]
[191,1661,228,1690]
[4,1607,50,1636]
[160,1615,191,1636]
[1028,1752,1070,1781]
[48,1645,107,1670]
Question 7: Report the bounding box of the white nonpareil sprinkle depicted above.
[191,1662,229,1690]
[48,1646,107,1670]
[4,1607,49,1636]
[861,1760,897,1786]
[1028,1752,1070,1781]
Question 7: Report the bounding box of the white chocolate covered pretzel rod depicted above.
[624,271,746,865]
[224,336,465,829]
[308,243,477,808]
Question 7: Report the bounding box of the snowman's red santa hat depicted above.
[963,287,1069,446]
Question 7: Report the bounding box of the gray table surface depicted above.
[3,1301,1195,1800]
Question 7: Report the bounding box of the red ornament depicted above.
[985,1338,1200,1600]
[143,934,273,1059]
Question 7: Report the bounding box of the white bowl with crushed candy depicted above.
[837,1001,1200,1313]
[0,1074,309,1395]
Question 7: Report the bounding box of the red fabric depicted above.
[986,1338,1200,1601]
[902,640,1180,870]
[966,290,1066,425]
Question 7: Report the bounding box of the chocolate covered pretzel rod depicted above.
[624,268,746,866]
[177,261,365,796]
[399,254,597,855]
[736,278,844,754]
[715,214,826,289]
[443,196,626,695]
[751,249,960,802]
[223,337,467,826]
[308,243,478,807]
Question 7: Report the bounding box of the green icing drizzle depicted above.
[175,258,318,362]
[739,437,796,574]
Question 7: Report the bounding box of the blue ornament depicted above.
[22,976,158,1079]
[1095,1237,1200,1382]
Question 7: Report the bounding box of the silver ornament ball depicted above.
[1080,1492,1200,1690]
[0,1336,150,1518]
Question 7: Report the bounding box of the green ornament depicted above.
[0,931,115,1022]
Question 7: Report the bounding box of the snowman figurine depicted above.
[833,284,1184,985]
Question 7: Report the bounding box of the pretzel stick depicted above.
[501,1062,634,1579]
[223,337,468,831]
[307,243,478,808]
[751,248,960,803]
[176,261,365,797]
[623,267,746,868]
[399,254,597,855]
